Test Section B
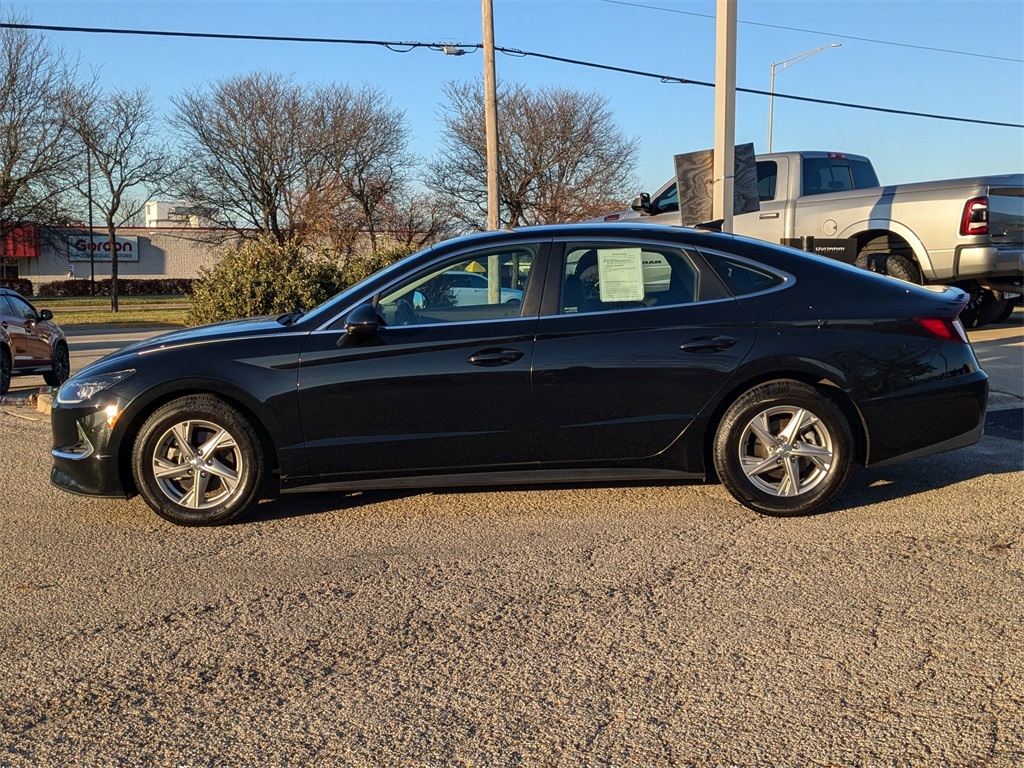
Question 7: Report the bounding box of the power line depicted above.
[500,47,1024,129]
[597,0,1024,64]
[3,22,1022,129]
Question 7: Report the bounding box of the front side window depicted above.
[653,183,679,214]
[559,243,699,315]
[376,244,537,326]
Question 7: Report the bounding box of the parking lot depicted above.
[1,318,1021,765]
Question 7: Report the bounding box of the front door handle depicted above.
[759,212,780,219]
[679,336,738,353]
[467,348,525,367]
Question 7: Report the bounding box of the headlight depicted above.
[56,370,135,405]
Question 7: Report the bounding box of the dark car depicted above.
[50,224,988,526]
[1,287,70,395]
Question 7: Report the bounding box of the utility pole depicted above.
[712,0,737,233]
[482,0,500,232]
[482,0,502,303]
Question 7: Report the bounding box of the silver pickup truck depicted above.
[597,151,1024,327]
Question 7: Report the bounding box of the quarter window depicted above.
[560,243,699,315]
[705,255,783,296]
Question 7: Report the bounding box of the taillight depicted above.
[960,197,988,236]
[916,317,969,343]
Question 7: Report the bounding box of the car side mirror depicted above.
[631,192,652,215]
[338,303,379,347]
[38,309,53,321]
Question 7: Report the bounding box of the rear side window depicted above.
[560,243,699,314]
[802,158,854,195]
[800,157,879,195]
[705,255,784,296]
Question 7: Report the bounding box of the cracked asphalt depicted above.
[0,317,1021,766]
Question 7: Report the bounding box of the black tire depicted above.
[43,342,70,387]
[0,346,10,395]
[713,381,854,517]
[131,395,265,526]
[994,297,1019,324]
[961,288,1008,329]
[856,252,921,284]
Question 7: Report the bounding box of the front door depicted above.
[296,243,544,481]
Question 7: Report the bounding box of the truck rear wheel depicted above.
[960,288,1009,329]
[855,252,921,284]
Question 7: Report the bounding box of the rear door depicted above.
[531,238,757,463]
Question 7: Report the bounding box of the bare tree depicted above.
[296,83,411,255]
[70,86,175,310]
[172,74,418,255]
[378,192,459,250]
[428,81,640,230]
[172,72,308,244]
[0,12,85,248]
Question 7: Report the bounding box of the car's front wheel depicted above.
[43,342,70,387]
[131,395,265,526]
[713,381,854,516]
[0,346,11,395]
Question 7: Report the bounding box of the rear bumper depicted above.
[954,244,1023,281]
[860,372,988,467]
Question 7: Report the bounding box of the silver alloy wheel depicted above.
[151,418,243,510]
[737,405,835,497]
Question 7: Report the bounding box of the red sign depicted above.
[1,223,39,258]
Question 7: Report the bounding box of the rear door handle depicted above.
[759,212,780,219]
[679,336,738,353]
[467,348,525,367]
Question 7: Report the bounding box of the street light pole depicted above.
[767,43,841,153]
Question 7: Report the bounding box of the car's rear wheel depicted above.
[713,381,854,517]
[43,342,70,387]
[0,346,10,395]
[131,395,265,526]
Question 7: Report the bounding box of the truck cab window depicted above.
[757,161,778,201]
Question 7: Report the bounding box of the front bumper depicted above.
[50,397,133,498]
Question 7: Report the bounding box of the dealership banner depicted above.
[68,234,140,262]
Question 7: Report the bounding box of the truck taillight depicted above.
[960,197,988,236]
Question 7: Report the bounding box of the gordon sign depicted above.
[68,235,140,262]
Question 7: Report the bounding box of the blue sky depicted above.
[10,0,1024,194]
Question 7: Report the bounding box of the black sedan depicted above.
[50,224,988,526]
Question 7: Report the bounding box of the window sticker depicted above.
[597,247,645,302]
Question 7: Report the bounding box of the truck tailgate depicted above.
[989,184,1024,245]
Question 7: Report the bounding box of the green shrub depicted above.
[187,237,345,326]
[36,278,196,297]
[0,278,34,296]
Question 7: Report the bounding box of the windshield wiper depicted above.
[276,309,305,326]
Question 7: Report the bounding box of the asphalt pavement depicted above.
[0,313,1021,765]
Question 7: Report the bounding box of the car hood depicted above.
[76,315,293,376]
